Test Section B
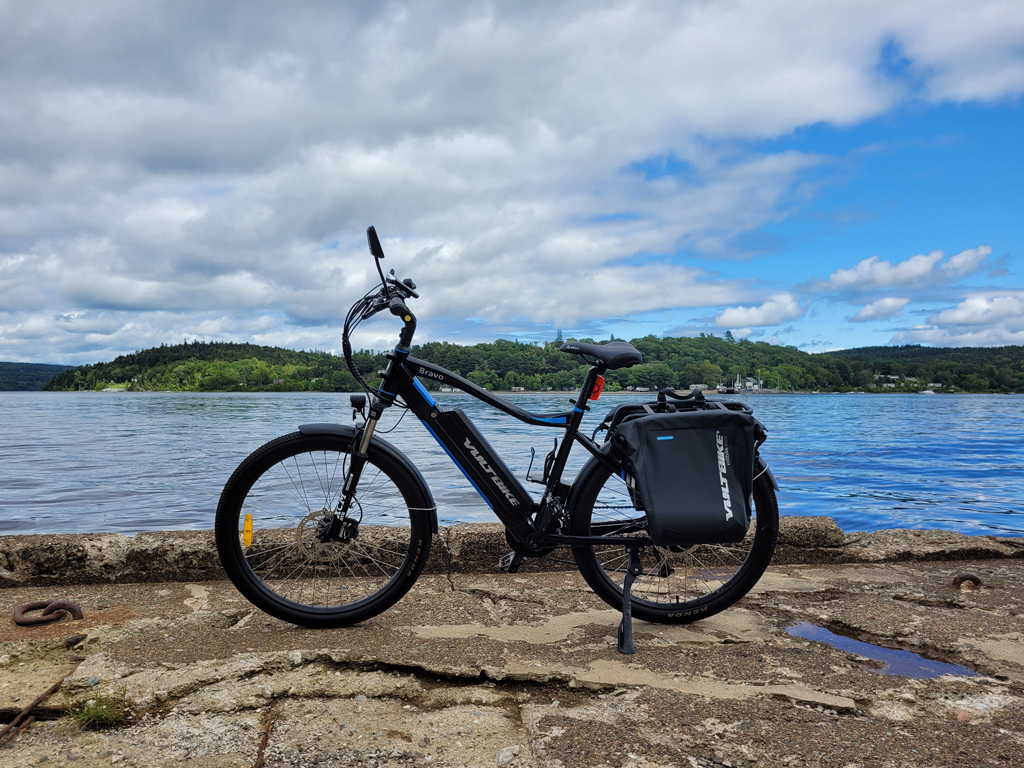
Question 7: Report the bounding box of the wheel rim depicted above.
[586,471,762,608]
[236,449,415,612]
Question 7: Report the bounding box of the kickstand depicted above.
[617,547,644,654]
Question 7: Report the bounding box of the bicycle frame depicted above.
[344,345,630,553]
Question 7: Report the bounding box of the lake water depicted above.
[1,391,1021,537]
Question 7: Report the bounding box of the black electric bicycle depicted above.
[215,227,779,652]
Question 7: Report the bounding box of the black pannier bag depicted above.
[609,399,766,547]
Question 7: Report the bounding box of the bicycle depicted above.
[215,227,780,653]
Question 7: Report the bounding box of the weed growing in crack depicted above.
[64,686,127,729]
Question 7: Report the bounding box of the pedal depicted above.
[499,551,526,574]
[617,548,644,655]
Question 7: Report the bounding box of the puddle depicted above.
[787,622,978,679]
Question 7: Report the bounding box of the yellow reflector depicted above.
[243,514,253,547]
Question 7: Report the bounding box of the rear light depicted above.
[590,375,605,400]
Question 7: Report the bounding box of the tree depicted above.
[555,329,564,344]
[679,363,701,387]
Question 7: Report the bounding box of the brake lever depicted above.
[360,292,390,320]
[385,276,419,299]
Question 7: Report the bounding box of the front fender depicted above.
[298,422,438,534]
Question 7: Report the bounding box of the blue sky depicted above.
[615,99,1023,350]
[0,1,1022,364]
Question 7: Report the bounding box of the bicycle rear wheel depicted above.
[215,431,433,627]
[570,464,778,624]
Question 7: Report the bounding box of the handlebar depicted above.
[388,294,410,317]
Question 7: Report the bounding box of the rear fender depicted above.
[298,422,438,534]
[756,455,779,491]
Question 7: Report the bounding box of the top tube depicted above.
[404,355,575,428]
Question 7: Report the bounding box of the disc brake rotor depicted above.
[296,510,353,561]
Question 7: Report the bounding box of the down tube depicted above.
[397,371,537,544]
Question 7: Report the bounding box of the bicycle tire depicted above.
[215,431,433,627]
[569,462,778,624]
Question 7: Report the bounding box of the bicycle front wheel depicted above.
[215,431,433,627]
[570,465,778,624]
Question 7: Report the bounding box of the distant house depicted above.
[510,386,526,392]
[272,378,285,384]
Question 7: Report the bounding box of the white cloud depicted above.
[1,1,1023,360]
[716,293,807,328]
[929,293,1024,327]
[852,297,910,321]
[940,245,992,276]
[824,251,944,291]
[890,292,1024,346]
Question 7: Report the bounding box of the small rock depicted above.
[497,745,520,765]
[957,711,971,722]
[64,634,88,649]
[419,737,431,747]
[71,655,87,662]
[354,694,367,702]
[88,676,101,687]
[0,655,10,666]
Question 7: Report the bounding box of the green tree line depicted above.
[0,362,74,391]
[39,336,1024,394]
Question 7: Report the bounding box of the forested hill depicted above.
[40,337,1024,393]
[0,362,74,391]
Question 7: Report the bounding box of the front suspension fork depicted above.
[320,413,380,542]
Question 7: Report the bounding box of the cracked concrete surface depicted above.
[2,553,1023,767]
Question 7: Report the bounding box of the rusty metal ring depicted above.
[41,600,84,620]
[952,572,984,588]
[12,600,85,626]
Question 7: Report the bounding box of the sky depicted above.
[0,0,1022,365]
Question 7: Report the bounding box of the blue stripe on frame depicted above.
[412,377,436,407]
[656,435,674,440]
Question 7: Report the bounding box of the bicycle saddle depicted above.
[559,340,642,369]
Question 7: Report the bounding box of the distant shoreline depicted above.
[8,388,1017,396]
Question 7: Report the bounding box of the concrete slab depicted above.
[2,555,1023,767]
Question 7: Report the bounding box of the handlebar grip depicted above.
[388,295,410,317]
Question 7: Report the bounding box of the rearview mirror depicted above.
[366,226,385,260]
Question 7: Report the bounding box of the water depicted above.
[0,391,1022,537]
[787,622,978,678]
